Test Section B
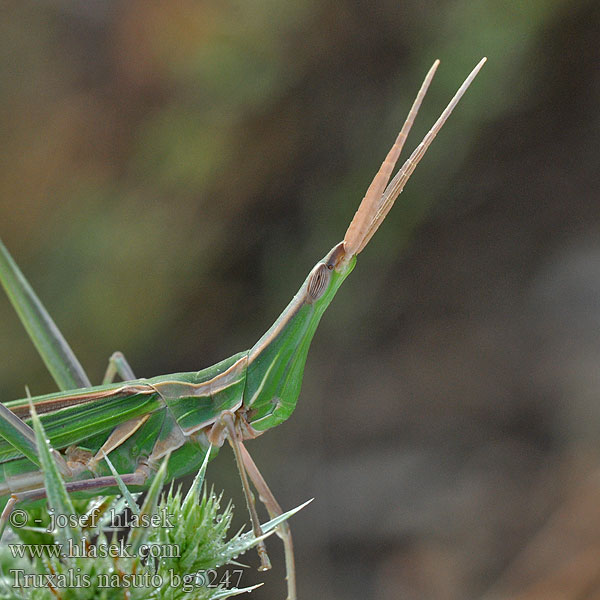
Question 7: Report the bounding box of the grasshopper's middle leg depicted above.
[239,442,296,600]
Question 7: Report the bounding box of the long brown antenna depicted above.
[343,59,440,258]
[343,57,487,258]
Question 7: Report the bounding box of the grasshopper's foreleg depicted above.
[209,411,297,599]
[218,412,272,571]
[239,442,296,600]
[103,351,136,384]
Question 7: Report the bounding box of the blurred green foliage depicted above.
[0,0,569,393]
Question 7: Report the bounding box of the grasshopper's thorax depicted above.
[150,351,248,440]
[242,242,356,432]
[150,243,356,442]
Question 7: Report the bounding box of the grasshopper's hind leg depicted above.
[0,465,150,539]
[103,351,136,384]
[239,442,296,600]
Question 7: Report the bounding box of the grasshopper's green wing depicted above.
[0,237,91,391]
[0,382,164,463]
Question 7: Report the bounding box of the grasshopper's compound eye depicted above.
[307,263,331,303]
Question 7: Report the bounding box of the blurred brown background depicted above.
[1,1,599,599]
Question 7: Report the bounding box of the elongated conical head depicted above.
[341,57,486,265]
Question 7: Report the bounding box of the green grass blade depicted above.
[211,583,264,598]
[0,401,40,467]
[0,237,91,391]
[219,498,312,564]
[182,444,212,511]
[103,451,141,515]
[259,498,313,535]
[29,398,80,546]
[128,453,169,554]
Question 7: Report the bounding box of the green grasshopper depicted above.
[0,58,485,599]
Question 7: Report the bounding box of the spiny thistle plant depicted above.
[0,403,307,600]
